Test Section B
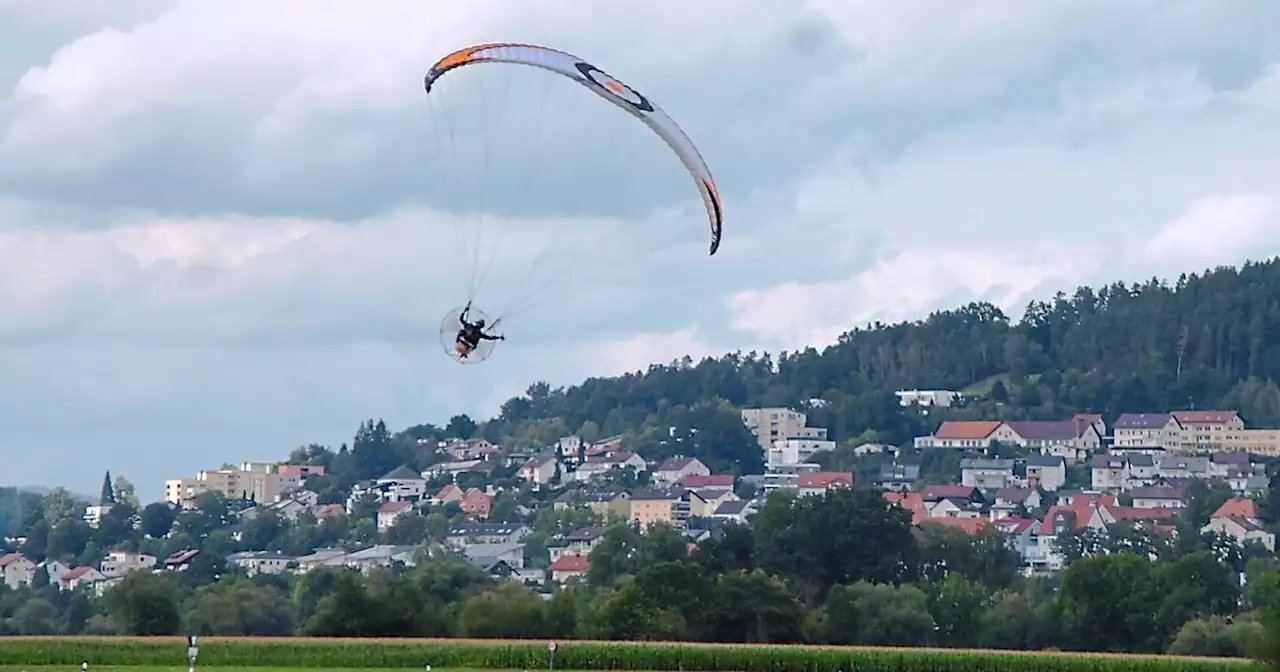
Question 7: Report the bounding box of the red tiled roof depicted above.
[798,472,853,488]
[883,492,928,524]
[61,566,96,582]
[550,554,590,572]
[378,501,412,513]
[1212,497,1260,520]
[436,484,462,499]
[933,421,1002,440]
[0,552,27,568]
[1171,410,1240,425]
[1107,506,1180,522]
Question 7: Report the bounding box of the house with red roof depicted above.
[883,491,927,524]
[59,566,107,591]
[1203,497,1274,551]
[915,421,1017,449]
[376,500,413,531]
[549,554,590,583]
[0,553,35,589]
[797,472,853,496]
[460,488,493,519]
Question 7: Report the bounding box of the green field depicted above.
[0,637,1255,672]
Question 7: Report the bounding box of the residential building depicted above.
[991,488,1041,518]
[1090,454,1130,491]
[462,543,525,570]
[164,462,303,507]
[1203,516,1276,552]
[689,488,738,516]
[423,459,494,480]
[83,504,115,528]
[960,458,1015,489]
[60,566,107,591]
[629,487,691,530]
[914,421,1019,449]
[759,461,820,494]
[797,472,853,496]
[40,560,71,586]
[553,488,631,519]
[1157,455,1210,480]
[653,457,710,485]
[1129,486,1183,509]
[877,463,921,491]
[445,523,530,549]
[711,500,755,523]
[377,501,413,531]
[433,484,464,504]
[100,550,156,577]
[768,437,836,465]
[883,491,928,524]
[459,488,493,519]
[549,554,590,583]
[549,526,606,562]
[1112,413,1182,449]
[228,551,296,576]
[572,452,647,482]
[374,465,429,503]
[340,545,417,572]
[1024,455,1066,491]
[895,389,961,408]
[1005,420,1102,464]
[740,408,827,452]
[0,553,36,589]
[682,474,734,489]
[162,549,200,571]
[1072,413,1107,438]
[519,453,561,485]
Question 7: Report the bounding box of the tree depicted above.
[1058,554,1163,652]
[102,572,181,635]
[447,414,478,440]
[98,471,116,506]
[140,503,177,539]
[820,581,934,646]
[754,487,918,604]
[185,579,295,636]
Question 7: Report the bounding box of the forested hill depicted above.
[444,258,1280,457]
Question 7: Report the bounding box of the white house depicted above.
[376,500,413,531]
[0,553,36,589]
[1090,454,1130,491]
[960,458,1015,489]
[375,465,429,502]
[100,550,157,577]
[1202,517,1275,552]
[228,551,296,576]
[462,542,526,570]
[60,566,107,591]
[518,453,560,485]
[895,389,961,408]
[1130,486,1183,509]
[653,457,710,485]
[1024,455,1066,491]
[1112,413,1183,448]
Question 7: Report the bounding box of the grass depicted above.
[960,373,1041,398]
[0,669,523,672]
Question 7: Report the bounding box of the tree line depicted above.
[2,484,1278,659]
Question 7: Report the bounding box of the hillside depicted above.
[457,259,1280,458]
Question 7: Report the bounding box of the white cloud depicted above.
[2,1,1280,494]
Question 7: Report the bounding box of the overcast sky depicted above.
[3,1,1280,498]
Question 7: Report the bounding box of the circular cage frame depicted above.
[439,306,501,364]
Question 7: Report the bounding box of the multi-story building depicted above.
[741,408,826,452]
[895,389,961,408]
[164,462,305,507]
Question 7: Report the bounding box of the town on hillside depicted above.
[2,402,1274,599]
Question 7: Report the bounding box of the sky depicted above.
[2,1,1280,498]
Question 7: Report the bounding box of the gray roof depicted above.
[1157,456,1209,471]
[1127,454,1156,467]
[378,465,424,482]
[567,526,604,542]
[879,464,921,481]
[462,543,524,559]
[1091,454,1128,468]
[558,488,628,503]
[714,500,749,515]
[1129,486,1180,499]
[1113,413,1174,429]
[1211,451,1251,465]
[1025,455,1065,467]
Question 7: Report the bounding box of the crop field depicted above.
[0,637,1257,672]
